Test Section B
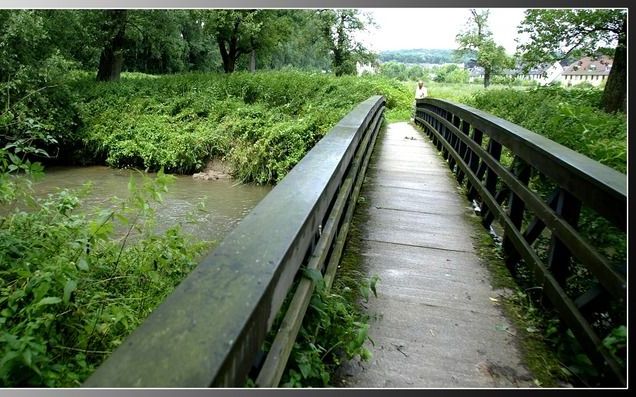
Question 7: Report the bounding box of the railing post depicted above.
[440,110,450,160]
[480,138,502,228]
[547,189,582,285]
[466,128,483,201]
[502,157,531,273]
[456,119,470,185]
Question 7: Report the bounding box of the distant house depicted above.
[560,56,612,87]
[520,62,563,85]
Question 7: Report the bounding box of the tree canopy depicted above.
[455,9,513,88]
[516,9,626,113]
[317,10,377,76]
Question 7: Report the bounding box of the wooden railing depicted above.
[83,96,386,387]
[415,98,626,386]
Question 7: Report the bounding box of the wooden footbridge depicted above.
[83,96,626,388]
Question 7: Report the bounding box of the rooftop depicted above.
[562,56,612,76]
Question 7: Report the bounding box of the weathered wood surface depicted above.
[339,122,535,388]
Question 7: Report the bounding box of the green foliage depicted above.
[256,11,331,72]
[73,71,411,184]
[317,10,377,76]
[0,11,82,162]
[517,9,625,68]
[0,169,209,387]
[468,86,626,172]
[455,9,513,87]
[280,269,377,387]
[433,64,470,83]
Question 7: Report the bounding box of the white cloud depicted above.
[357,8,527,54]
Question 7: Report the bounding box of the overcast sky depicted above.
[357,8,528,54]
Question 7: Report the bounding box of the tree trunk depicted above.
[220,20,242,74]
[483,68,491,88]
[217,37,236,73]
[96,10,127,82]
[602,16,626,113]
[250,49,256,72]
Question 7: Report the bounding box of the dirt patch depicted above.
[192,158,233,181]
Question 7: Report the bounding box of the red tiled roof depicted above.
[562,56,612,76]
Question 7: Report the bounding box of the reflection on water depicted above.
[30,166,272,247]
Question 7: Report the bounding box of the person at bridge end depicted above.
[412,80,428,121]
[415,80,428,99]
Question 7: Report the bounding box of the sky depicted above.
[357,8,528,54]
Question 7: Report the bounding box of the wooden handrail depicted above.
[83,96,386,387]
[415,97,626,386]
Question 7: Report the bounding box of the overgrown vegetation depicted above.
[467,86,626,173]
[71,71,411,184]
[277,269,378,387]
[0,159,210,386]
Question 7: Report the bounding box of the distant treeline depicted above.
[378,48,474,65]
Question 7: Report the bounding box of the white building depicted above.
[520,62,563,85]
[560,56,612,87]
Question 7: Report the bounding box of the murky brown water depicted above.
[30,166,272,246]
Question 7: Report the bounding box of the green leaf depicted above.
[22,349,33,367]
[77,256,89,271]
[359,284,369,302]
[37,297,62,306]
[298,360,312,379]
[302,268,323,285]
[63,280,77,304]
[369,275,379,298]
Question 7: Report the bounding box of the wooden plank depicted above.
[342,122,534,388]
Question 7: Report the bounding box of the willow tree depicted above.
[517,9,626,113]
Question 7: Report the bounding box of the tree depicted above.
[202,10,264,73]
[178,11,218,72]
[516,9,626,113]
[96,10,128,81]
[250,10,331,72]
[318,10,377,76]
[433,64,469,84]
[1,10,79,161]
[455,9,513,88]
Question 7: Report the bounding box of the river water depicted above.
[30,166,272,247]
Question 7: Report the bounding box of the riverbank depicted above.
[67,71,412,184]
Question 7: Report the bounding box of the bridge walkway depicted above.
[338,122,535,388]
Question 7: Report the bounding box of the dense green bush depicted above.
[72,71,412,183]
[467,86,626,173]
[0,169,209,387]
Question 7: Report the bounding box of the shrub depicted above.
[468,86,625,173]
[72,71,412,184]
[0,169,209,387]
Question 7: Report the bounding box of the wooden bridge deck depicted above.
[338,122,535,388]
